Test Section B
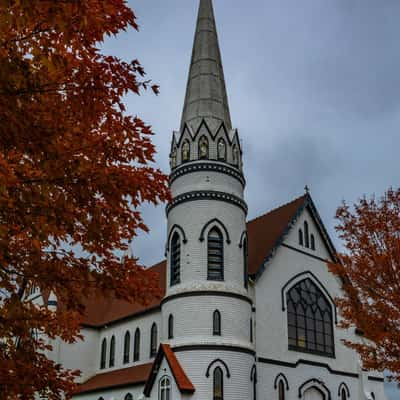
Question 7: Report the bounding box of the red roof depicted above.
[76,363,153,394]
[143,344,195,396]
[77,195,314,327]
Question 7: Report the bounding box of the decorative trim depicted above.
[170,162,245,187]
[281,271,338,324]
[199,218,231,244]
[367,376,384,382]
[250,364,257,382]
[281,243,330,263]
[274,373,289,390]
[338,382,350,398]
[257,357,359,379]
[166,224,188,252]
[173,344,255,356]
[161,290,253,306]
[205,359,231,378]
[166,191,248,216]
[238,231,248,248]
[298,378,331,400]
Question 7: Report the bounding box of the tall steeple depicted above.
[180,0,232,132]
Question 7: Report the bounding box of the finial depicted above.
[304,185,310,194]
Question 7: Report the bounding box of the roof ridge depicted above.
[247,194,307,225]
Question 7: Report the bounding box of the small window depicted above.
[278,380,285,400]
[123,331,130,364]
[134,328,140,361]
[213,367,224,400]
[159,376,171,400]
[304,221,309,248]
[341,388,347,400]
[109,335,115,367]
[198,136,209,159]
[208,228,224,281]
[150,323,158,357]
[243,238,248,289]
[168,314,174,339]
[125,394,133,400]
[100,338,107,369]
[232,145,239,166]
[182,140,190,162]
[170,147,177,169]
[213,310,221,336]
[298,229,304,246]
[310,234,315,251]
[250,318,253,343]
[170,232,181,286]
[218,139,227,161]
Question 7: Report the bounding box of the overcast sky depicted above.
[102,1,400,397]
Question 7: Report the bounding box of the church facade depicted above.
[37,1,387,399]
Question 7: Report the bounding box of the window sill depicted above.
[288,345,335,359]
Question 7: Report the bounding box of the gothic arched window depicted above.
[304,221,310,248]
[123,331,130,364]
[168,314,174,339]
[159,376,171,400]
[150,323,158,357]
[278,380,285,400]
[109,335,115,367]
[208,228,224,281]
[170,146,177,169]
[250,318,254,343]
[100,338,107,369]
[243,238,248,289]
[182,140,190,163]
[310,234,315,251]
[287,278,334,356]
[218,139,226,161]
[213,367,224,400]
[124,393,133,400]
[213,310,221,336]
[341,388,347,400]
[198,136,209,159]
[133,328,140,361]
[298,229,304,246]
[170,232,181,286]
[232,145,239,166]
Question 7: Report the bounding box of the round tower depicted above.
[161,1,254,399]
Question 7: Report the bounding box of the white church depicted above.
[36,1,388,399]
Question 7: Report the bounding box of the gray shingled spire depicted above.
[180,0,232,132]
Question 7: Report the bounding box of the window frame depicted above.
[213,310,221,336]
[109,335,116,367]
[159,375,171,400]
[123,331,130,364]
[278,380,285,400]
[213,366,224,400]
[150,323,158,357]
[133,328,140,362]
[168,314,174,339]
[207,227,224,281]
[100,338,107,369]
[170,232,181,286]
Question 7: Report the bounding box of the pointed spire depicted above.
[180,0,232,132]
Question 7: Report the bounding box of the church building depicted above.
[37,1,388,399]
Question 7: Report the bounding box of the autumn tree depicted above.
[329,188,400,381]
[0,1,170,398]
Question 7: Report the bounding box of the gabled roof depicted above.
[247,193,337,279]
[75,363,153,395]
[143,344,195,396]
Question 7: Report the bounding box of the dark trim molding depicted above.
[166,224,188,252]
[238,231,248,248]
[205,359,231,378]
[166,191,248,216]
[173,344,255,356]
[281,270,338,324]
[257,357,359,379]
[368,376,384,382]
[281,243,330,263]
[170,161,245,187]
[161,290,253,306]
[299,378,331,400]
[274,373,289,390]
[250,364,257,382]
[199,218,231,244]
[338,382,350,397]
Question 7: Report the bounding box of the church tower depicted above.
[162,1,254,398]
